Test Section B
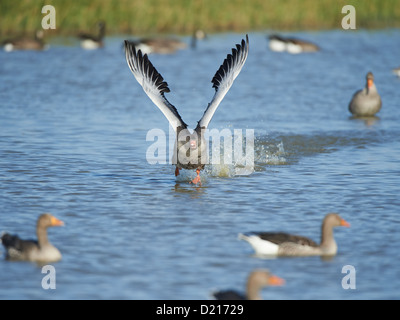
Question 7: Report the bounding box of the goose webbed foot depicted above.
[175,167,180,177]
[189,169,202,186]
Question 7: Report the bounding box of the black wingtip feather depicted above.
[124,39,188,128]
[211,35,249,91]
[124,40,171,95]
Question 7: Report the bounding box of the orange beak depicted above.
[367,78,373,89]
[51,216,65,227]
[190,140,197,149]
[268,275,285,286]
[340,219,350,227]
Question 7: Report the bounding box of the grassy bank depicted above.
[1,0,400,37]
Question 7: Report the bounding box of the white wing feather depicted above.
[124,40,187,131]
[197,34,249,130]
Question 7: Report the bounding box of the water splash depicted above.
[173,135,287,182]
[265,141,287,165]
[255,138,287,166]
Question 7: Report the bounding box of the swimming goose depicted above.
[212,269,285,300]
[239,213,350,257]
[1,213,64,263]
[2,30,46,52]
[268,35,288,52]
[268,34,320,54]
[392,67,400,77]
[349,72,382,117]
[124,35,249,185]
[128,36,187,55]
[78,21,106,49]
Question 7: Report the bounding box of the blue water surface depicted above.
[0,30,399,300]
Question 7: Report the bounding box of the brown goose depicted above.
[1,213,64,263]
[239,213,350,257]
[349,72,382,117]
[2,30,46,52]
[124,35,249,185]
[128,36,187,55]
[212,269,285,300]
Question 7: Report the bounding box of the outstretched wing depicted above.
[196,34,249,130]
[124,40,187,131]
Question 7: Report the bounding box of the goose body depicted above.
[124,35,249,185]
[349,72,382,117]
[268,34,319,54]
[212,269,284,300]
[239,213,350,257]
[268,35,287,52]
[79,21,106,49]
[1,213,64,263]
[2,30,46,52]
[129,37,187,55]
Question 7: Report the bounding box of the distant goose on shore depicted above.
[2,30,47,52]
[239,213,350,257]
[268,34,320,54]
[124,35,249,185]
[212,269,285,300]
[1,213,64,263]
[127,36,187,55]
[349,72,382,117]
[78,21,106,49]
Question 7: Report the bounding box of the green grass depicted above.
[1,0,400,38]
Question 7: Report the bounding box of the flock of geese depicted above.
[0,211,349,299]
[0,27,395,299]
[1,21,203,54]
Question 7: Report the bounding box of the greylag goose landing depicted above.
[349,72,382,117]
[239,213,350,257]
[124,35,249,185]
[1,213,64,263]
[212,269,284,300]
